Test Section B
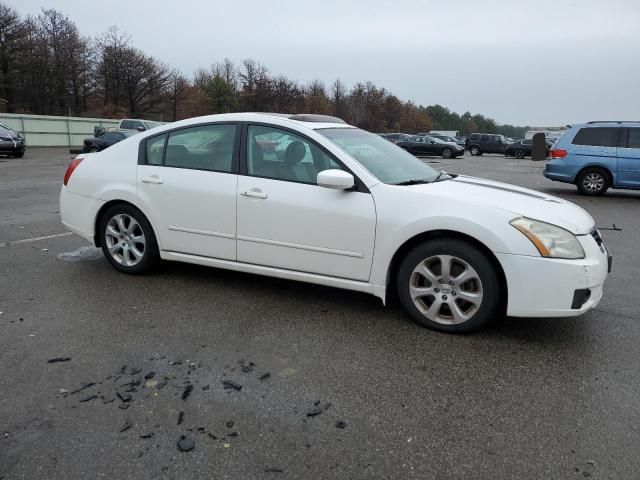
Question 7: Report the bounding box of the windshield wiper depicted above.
[393,178,431,186]
[432,170,452,182]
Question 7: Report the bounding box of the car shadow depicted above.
[154,260,592,346]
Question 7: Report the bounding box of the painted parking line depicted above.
[0,232,73,248]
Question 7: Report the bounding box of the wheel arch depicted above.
[574,164,614,185]
[93,199,161,249]
[384,229,508,313]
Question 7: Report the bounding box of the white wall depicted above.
[0,113,120,147]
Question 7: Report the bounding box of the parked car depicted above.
[505,138,554,159]
[379,133,410,144]
[119,119,163,132]
[83,130,137,152]
[60,112,610,333]
[428,133,466,148]
[0,125,26,158]
[544,121,640,195]
[396,135,465,158]
[466,133,509,155]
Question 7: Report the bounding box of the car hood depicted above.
[413,175,595,234]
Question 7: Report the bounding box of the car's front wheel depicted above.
[441,148,452,159]
[514,149,525,159]
[98,204,159,274]
[396,238,502,333]
[469,146,481,156]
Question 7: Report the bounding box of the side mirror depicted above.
[136,126,145,132]
[317,169,354,190]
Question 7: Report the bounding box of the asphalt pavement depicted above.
[1,148,639,479]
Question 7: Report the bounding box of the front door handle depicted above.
[241,188,268,199]
[141,175,163,184]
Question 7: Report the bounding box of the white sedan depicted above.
[60,113,610,333]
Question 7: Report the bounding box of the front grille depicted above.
[590,228,603,246]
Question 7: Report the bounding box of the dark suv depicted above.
[466,133,508,156]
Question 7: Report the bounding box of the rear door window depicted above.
[626,128,640,149]
[480,135,490,141]
[571,127,619,147]
[470,134,480,140]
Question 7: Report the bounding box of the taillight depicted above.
[63,158,83,186]
[550,149,567,159]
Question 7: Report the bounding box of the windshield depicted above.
[318,128,440,184]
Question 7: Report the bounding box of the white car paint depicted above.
[60,112,609,320]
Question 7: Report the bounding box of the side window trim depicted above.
[139,122,240,173]
[239,121,369,193]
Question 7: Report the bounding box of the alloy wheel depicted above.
[582,172,604,193]
[409,255,483,325]
[104,214,146,267]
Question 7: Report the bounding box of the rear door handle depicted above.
[241,188,268,199]
[141,175,163,184]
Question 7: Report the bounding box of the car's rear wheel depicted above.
[396,239,501,333]
[514,149,525,159]
[441,148,452,159]
[576,168,610,196]
[98,204,159,274]
[469,146,481,156]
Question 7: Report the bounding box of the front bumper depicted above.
[497,234,609,317]
[0,140,25,154]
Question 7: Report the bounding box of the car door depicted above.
[136,123,240,260]
[617,127,640,187]
[570,127,619,175]
[236,124,376,281]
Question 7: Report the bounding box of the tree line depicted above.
[0,3,527,137]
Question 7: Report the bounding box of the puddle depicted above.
[58,246,102,262]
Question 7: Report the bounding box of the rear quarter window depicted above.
[571,127,619,147]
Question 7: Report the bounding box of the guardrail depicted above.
[0,113,120,147]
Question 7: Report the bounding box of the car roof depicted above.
[143,113,354,133]
[574,121,640,127]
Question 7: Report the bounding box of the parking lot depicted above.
[1,148,639,479]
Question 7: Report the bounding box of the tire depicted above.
[396,238,502,333]
[88,147,100,153]
[576,168,610,196]
[441,148,452,159]
[98,204,159,274]
[13,151,25,158]
[469,146,481,156]
[514,149,525,159]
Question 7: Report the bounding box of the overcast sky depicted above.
[10,0,640,126]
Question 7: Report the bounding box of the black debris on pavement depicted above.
[259,373,271,381]
[307,402,332,417]
[264,468,284,473]
[47,357,71,363]
[177,411,184,425]
[177,434,195,452]
[202,384,210,391]
[144,371,155,379]
[69,382,96,395]
[222,379,242,391]
[119,419,133,432]
[226,421,234,428]
[181,384,193,401]
[129,367,141,375]
[79,394,98,403]
[140,433,154,439]
[335,421,347,429]
[116,391,132,403]
[118,403,130,410]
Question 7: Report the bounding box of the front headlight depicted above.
[510,217,585,259]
